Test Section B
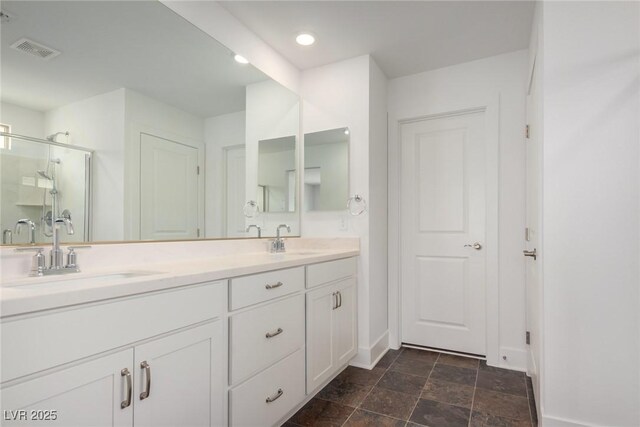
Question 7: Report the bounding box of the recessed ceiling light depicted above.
[296,32,315,46]
[234,54,249,64]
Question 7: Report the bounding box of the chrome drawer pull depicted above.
[337,291,342,308]
[332,292,338,310]
[140,361,151,400]
[120,368,132,409]
[266,328,283,338]
[266,388,283,403]
[265,281,283,290]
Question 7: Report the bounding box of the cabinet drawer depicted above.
[306,257,357,289]
[229,267,304,310]
[230,295,304,385]
[230,348,305,427]
[1,282,225,383]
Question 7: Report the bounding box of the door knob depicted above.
[523,248,537,260]
[464,242,482,250]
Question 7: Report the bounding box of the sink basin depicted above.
[7,270,163,289]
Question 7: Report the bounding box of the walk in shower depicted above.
[0,132,91,245]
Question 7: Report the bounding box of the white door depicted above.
[306,285,335,393]
[525,62,541,403]
[400,111,487,355]
[1,349,133,427]
[134,323,221,427]
[333,278,357,366]
[225,146,246,237]
[140,133,199,240]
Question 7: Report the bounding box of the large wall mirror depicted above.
[0,1,300,245]
[303,128,349,211]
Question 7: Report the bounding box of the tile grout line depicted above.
[404,352,440,426]
[467,360,480,427]
[340,347,404,426]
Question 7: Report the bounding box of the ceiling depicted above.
[1,1,268,117]
[220,1,535,78]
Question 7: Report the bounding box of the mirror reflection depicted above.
[303,128,349,211]
[0,0,300,245]
[258,136,296,213]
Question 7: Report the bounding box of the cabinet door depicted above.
[305,285,336,394]
[333,277,358,366]
[133,321,224,427]
[1,349,133,427]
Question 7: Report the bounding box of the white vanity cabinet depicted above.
[1,282,226,427]
[228,267,306,427]
[305,259,358,394]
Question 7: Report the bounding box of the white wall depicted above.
[0,102,45,139]
[204,111,246,238]
[45,89,126,241]
[388,50,529,369]
[541,2,640,425]
[302,55,390,367]
[304,142,349,211]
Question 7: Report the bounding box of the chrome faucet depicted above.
[270,224,291,253]
[15,219,36,244]
[51,217,74,269]
[246,224,262,238]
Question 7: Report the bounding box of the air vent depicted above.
[10,38,60,60]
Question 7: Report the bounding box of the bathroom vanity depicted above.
[0,243,358,427]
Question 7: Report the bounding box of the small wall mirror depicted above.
[303,128,349,211]
[257,136,296,213]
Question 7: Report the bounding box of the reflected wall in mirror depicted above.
[303,128,349,211]
[0,1,300,245]
[258,136,296,213]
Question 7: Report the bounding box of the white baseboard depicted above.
[541,414,600,427]
[350,330,389,369]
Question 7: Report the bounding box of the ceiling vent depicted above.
[10,38,60,60]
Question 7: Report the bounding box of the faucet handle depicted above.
[15,247,47,275]
[65,246,91,269]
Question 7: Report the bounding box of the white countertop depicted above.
[1,247,358,318]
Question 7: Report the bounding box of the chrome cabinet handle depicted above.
[139,361,151,400]
[121,368,132,409]
[337,291,342,308]
[523,248,537,260]
[265,281,283,290]
[266,388,283,403]
[464,242,483,250]
[332,292,338,310]
[266,327,283,338]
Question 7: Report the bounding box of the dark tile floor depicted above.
[285,347,538,427]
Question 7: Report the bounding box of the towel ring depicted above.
[243,200,260,218]
[347,195,367,216]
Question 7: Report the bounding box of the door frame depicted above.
[388,94,501,366]
[126,123,205,240]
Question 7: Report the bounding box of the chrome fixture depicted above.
[347,195,367,216]
[15,219,36,244]
[51,217,74,269]
[246,224,261,238]
[523,248,537,260]
[270,224,291,253]
[464,242,483,250]
[16,243,90,277]
[46,131,69,142]
[2,229,12,244]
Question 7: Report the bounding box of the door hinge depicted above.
[197,228,200,238]
[526,331,531,345]
[525,124,530,139]
[196,166,200,175]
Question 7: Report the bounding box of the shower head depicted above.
[46,131,69,142]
